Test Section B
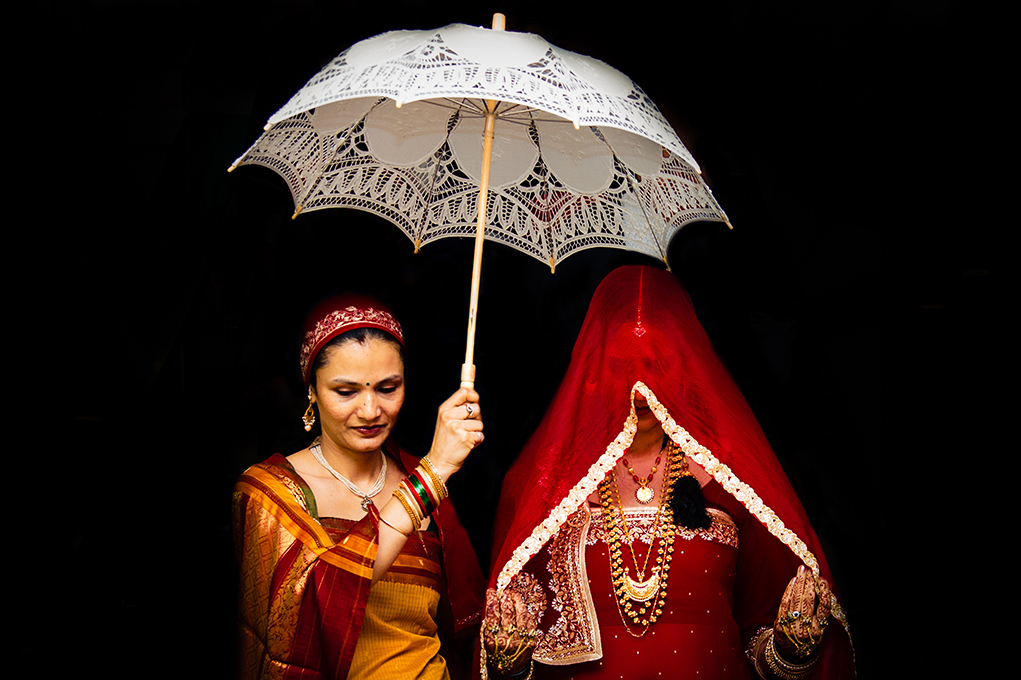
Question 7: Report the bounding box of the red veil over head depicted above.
[489,265,853,672]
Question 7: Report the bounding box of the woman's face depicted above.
[312,336,405,458]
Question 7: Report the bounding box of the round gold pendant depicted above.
[636,486,654,503]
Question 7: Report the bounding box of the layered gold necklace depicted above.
[600,439,683,637]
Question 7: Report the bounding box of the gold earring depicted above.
[303,389,316,432]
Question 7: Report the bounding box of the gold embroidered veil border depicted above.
[494,381,850,636]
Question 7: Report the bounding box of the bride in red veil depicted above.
[481,266,855,679]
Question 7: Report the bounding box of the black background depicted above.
[48,1,1006,677]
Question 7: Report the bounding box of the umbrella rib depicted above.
[599,132,669,267]
[420,97,572,127]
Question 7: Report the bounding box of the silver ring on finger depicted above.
[465,403,476,419]
[476,431,484,444]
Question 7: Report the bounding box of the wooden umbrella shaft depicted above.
[461,103,497,388]
[460,13,505,389]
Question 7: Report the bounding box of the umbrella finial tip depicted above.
[263,122,273,132]
[395,99,403,109]
[292,205,303,220]
[227,164,236,173]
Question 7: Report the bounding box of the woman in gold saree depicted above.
[234,295,485,679]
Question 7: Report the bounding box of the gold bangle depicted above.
[392,486,422,532]
[764,631,818,679]
[420,457,449,501]
[745,626,772,679]
[377,513,411,537]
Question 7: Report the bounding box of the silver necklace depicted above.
[310,440,387,511]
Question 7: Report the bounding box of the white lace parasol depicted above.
[231,18,730,386]
[231,22,729,271]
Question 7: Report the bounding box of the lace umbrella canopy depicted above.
[230,18,730,385]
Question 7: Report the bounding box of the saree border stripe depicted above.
[239,469,378,578]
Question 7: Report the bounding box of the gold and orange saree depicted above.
[234,448,483,679]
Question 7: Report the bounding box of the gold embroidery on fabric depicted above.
[636,381,822,576]
[535,506,602,664]
[237,498,315,661]
[496,409,639,593]
[277,474,310,514]
[586,506,738,549]
[299,306,403,378]
[636,382,853,644]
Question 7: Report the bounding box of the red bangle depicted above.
[405,474,436,517]
[411,468,438,508]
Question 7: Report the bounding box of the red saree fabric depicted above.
[488,266,854,678]
[234,447,484,679]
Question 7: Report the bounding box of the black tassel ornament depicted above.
[671,453,712,530]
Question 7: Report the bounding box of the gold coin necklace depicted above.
[621,447,662,504]
[600,440,682,637]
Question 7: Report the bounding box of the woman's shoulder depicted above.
[234,453,317,516]
[237,453,297,484]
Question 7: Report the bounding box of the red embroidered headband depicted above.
[299,295,405,385]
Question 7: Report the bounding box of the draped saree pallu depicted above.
[484,266,855,680]
[234,448,483,680]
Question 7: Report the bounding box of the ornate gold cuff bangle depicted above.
[764,632,819,679]
[420,457,449,501]
[745,626,772,679]
[490,658,533,680]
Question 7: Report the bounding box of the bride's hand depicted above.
[483,588,539,677]
[426,387,483,480]
[773,565,831,660]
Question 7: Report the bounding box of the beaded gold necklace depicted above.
[599,439,683,637]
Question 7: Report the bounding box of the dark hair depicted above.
[671,474,712,530]
[308,327,406,388]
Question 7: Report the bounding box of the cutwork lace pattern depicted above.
[234,25,729,271]
[239,108,723,269]
[265,26,694,161]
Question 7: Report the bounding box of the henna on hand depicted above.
[773,565,830,661]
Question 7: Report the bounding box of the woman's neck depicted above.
[317,439,385,486]
[627,425,665,459]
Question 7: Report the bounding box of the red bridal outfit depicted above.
[486,266,855,679]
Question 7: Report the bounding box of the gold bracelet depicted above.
[392,485,422,532]
[764,631,818,679]
[745,626,772,679]
[490,657,533,680]
[377,513,411,537]
[420,457,449,501]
